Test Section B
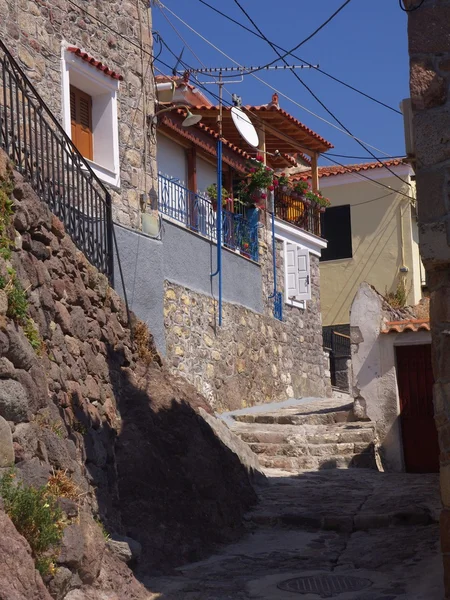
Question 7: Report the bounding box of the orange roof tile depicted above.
[381,318,430,334]
[291,159,407,181]
[67,47,123,80]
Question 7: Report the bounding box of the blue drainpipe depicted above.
[210,138,223,326]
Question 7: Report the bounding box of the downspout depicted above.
[210,71,223,326]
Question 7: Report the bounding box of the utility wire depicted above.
[196,0,401,115]
[231,0,411,188]
[154,54,416,204]
[158,3,393,158]
[326,152,404,160]
[63,0,414,203]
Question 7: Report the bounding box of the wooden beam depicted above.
[311,153,319,193]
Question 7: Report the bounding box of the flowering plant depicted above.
[277,173,290,187]
[305,190,331,210]
[239,155,276,206]
[293,180,309,195]
[206,184,230,208]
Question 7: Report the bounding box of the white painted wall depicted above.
[350,282,431,472]
[157,133,187,185]
[196,156,216,195]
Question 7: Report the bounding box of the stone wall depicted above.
[407,1,450,595]
[0,0,156,228]
[0,152,257,597]
[164,227,331,412]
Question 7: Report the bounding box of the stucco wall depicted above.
[196,156,217,195]
[0,0,157,229]
[113,224,166,355]
[162,220,263,313]
[320,173,421,326]
[157,132,187,184]
[350,282,431,472]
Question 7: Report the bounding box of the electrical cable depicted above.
[154,54,416,204]
[196,0,401,115]
[326,152,404,160]
[63,0,414,203]
[399,0,425,11]
[231,0,411,187]
[157,5,393,158]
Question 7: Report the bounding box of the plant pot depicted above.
[281,185,289,192]
[319,206,326,213]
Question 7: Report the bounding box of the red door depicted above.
[396,344,439,473]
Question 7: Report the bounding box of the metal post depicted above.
[106,192,115,288]
[210,71,223,326]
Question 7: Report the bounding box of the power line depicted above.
[196,0,402,115]
[154,54,416,204]
[158,3,393,158]
[62,0,415,203]
[231,0,411,188]
[326,152,404,160]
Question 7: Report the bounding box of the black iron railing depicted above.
[0,40,114,283]
[274,188,321,237]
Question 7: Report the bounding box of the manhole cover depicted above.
[277,574,371,598]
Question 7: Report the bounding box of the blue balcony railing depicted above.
[158,173,259,262]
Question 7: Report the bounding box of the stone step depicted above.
[257,452,377,472]
[248,441,374,458]
[235,423,376,446]
[232,407,354,427]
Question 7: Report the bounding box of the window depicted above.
[70,86,93,160]
[285,241,311,307]
[61,46,120,188]
[320,205,352,261]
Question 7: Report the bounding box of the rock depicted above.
[0,357,16,378]
[0,416,14,467]
[57,523,84,569]
[198,407,266,484]
[0,331,9,355]
[38,428,74,471]
[58,497,79,519]
[0,379,30,422]
[15,368,47,414]
[70,306,88,341]
[78,511,106,584]
[4,324,37,371]
[107,535,142,564]
[54,301,72,335]
[30,239,50,261]
[13,441,25,463]
[0,290,7,316]
[0,510,53,600]
[47,566,72,600]
[17,457,51,488]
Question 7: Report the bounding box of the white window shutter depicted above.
[297,247,311,301]
[285,242,299,300]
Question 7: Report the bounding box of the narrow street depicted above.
[144,399,443,600]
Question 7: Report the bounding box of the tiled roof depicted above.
[67,47,123,81]
[381,318,430,334]
[291,159,407,181]
[192,104,333,152]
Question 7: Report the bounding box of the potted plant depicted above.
[293,181,309,196]
[239,155,275,208]
[206,184,230,210]
[277,173,290,192]
[305,190,331,212]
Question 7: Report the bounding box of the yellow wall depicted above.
[320,174,421,326]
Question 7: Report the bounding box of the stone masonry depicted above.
[164,228,331,412]
[0,0,157,228]
[407,1,450,596]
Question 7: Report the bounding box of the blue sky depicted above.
[152,1,410,165]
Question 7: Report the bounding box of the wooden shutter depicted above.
[285,242,299,300]
[297,247,311,301]
[70,85,93,160]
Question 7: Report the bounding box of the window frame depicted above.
[320,204,353,262]
[61,45,121,188]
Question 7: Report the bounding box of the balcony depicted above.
[158,174,259,262]
[274,188,322,237]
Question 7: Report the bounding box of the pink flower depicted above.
[273,178,279,186]
[266,167,271,172]
[256,154,264,162]
[268,185,274,191]
[261,193,267,200]
[249,167,256,173]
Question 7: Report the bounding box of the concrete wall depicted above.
[350,282,431,472]
[162,219,263,313]
[319,172,422,326]
[113,224,166,355]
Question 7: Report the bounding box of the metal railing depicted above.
[158,173,259,262]
[0,40,114,282]
[274,188,321,237]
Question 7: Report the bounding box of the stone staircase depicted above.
[227,397,378,472]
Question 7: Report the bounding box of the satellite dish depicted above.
[231,106,259,148]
